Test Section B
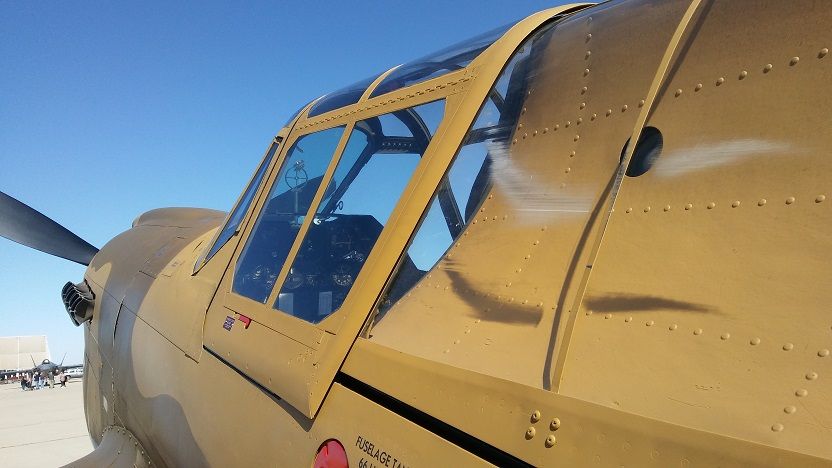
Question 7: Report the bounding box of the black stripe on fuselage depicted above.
[203,345,282,402]
[335,372,531,467]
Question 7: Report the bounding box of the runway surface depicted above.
[0,379,92,467]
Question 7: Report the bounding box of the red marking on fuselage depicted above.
[237,314,252,329]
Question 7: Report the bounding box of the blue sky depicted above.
[0,1,568,365]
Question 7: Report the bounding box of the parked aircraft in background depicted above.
[0,355,83,380]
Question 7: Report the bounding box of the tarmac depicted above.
[0,379,92,467]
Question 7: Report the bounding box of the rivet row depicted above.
[623,196,825,214]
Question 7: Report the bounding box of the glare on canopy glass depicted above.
[273,100,446,324]
[375,21,556,317]
[369,22,514,98]
[306,21,514,119]
[307,75,380,118]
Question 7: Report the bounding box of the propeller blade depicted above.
[0,191,98,266]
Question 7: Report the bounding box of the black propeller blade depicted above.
[0,191,98,266]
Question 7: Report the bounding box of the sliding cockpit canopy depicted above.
[300,20,518,121]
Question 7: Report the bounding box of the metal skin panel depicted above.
[101,219,224,359]
[82,210,229,454]
[207,303,330,409]
[343,339,828,467]
[94,307,488,467]
[560,0,832,461]
[126,230,219,360]
[369,0,691,388]
[65,426,152,468]
[133,207,226,230]
[84,270,121,445]
[89,282,122,358]
[83,324,108,445]
[320,384,491,467]
[86,220,218,368]
[86,225,178,306]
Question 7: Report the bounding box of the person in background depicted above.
[20,373,28,391]
[58,371,66,387]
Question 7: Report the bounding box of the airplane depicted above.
[31,355,82,378]
[0,354,82,380]
[1,0,831,466]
